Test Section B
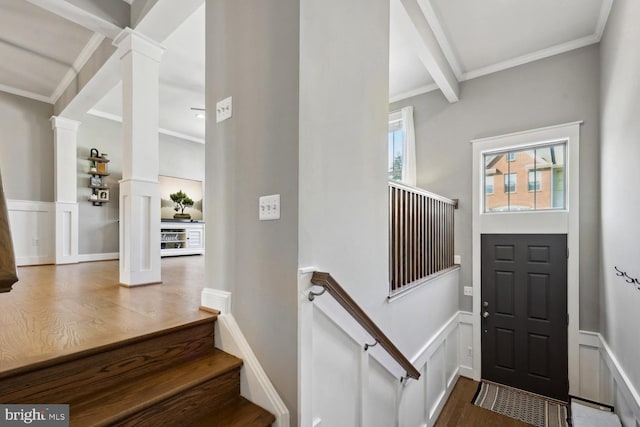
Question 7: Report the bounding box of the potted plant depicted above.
[170,190,194,219]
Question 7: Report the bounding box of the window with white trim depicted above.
[484,142,566,212]
[388,113,404,181]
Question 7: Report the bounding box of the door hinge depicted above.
[567,247,569,259]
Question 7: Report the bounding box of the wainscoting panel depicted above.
[7,200,55,266]
[364,358,397,427]
[576,331,640,427]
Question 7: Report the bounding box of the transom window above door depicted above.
[483,142,566,212]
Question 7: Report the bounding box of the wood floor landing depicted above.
[435,377,530,426]
[0,256,211,374]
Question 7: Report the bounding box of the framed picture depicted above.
[159,176,203,220]
[98,189,109,201]
[97,162,107,174]
[90,176,102,187]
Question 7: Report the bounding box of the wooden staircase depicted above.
[0,315,275,426]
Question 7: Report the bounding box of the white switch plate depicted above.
[463,286,473,296]
[454,254,461,264]
[259,194,280,220]
[216,96,232,123]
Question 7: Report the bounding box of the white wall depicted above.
[600,0,640,424]
[391,45,601,331]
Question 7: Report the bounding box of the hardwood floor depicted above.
[434,377,530,427]
[0,256,212,375]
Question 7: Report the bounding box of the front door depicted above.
[481,234,568,401]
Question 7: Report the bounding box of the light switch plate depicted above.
[454,255,461,264]
[216,96,232,123]
[464,286,473,296]
[259,194,280,220]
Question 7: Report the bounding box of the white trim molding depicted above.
[576,331,640,426]
[201,289,290,427]
[87,109,205,144]
[470,122,582,391]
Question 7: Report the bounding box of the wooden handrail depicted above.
[0,171,18,293]
[310,271,420,380]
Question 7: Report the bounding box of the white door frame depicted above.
[471,121,582,395]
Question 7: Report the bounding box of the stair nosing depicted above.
[0,315,217,381]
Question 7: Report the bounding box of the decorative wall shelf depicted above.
[87,150,110,206]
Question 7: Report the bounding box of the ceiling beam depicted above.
[24,0,128,39]
[398,0,459,103]
[55,0,204,119]
[132,0,204,43]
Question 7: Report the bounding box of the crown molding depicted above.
[460,34,600,82]
[389,82,439,104]
[594,0,614,40]
[0,84,52,104]
[87,109,205,144]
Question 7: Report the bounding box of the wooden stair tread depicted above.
[188,396,276,427]
[0,315,217,381]
[0,317,217,404]
[70,348,242,426]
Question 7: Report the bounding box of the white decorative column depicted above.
[113,28,164,287]
[51,116,80,264]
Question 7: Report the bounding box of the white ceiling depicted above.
[389,0,612,101]
[0,0,98,103]
[0,0,613,140]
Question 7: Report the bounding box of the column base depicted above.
[119,178,161,286]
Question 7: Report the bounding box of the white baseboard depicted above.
[15,255,55,266]
[77,252,119,262]
[201,290,289,427]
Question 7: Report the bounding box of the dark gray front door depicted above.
[481,234,568,401]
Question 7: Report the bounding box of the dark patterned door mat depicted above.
[473,381,569,427]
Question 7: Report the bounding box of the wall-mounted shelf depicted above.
[87,152,110,206]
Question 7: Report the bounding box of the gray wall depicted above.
[600,0,640,398]
[205,0,299,423]
[0,91,54,202]
[391,45,601,330]
[77,114,122,255]
[77,114,204,255]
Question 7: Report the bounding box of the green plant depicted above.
[170,190,194,215]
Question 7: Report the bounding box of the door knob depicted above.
[482,311,490,319]
[483,301,489,308]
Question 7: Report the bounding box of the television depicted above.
[159,175,203,221]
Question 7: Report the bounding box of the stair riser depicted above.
[90,369,241,427]
[0,320,215,404]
